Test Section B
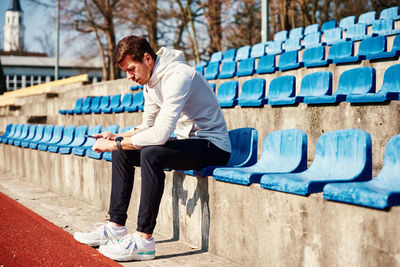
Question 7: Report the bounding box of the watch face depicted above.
[115,137,123,141]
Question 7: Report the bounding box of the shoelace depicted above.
[92,223,120,245]
[118,234,137,250]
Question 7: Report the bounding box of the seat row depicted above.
[213,63,400,107]
[0,123,132,161]
[203,6,400,64]
[201,34,400,80]
[59,91,144,115]
[183,127,400,210]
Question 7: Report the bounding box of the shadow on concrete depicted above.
[155,249,206,260]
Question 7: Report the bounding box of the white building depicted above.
[3,0,24,52]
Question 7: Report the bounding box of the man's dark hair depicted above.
[114,35,157,64]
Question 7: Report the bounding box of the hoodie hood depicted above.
[147,47,186,87]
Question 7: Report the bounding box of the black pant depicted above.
[109,138,230,234]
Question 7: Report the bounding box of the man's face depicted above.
[119,53,154,85]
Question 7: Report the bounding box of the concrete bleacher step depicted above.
[0,170,237,267]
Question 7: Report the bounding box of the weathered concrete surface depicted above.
[1,143,400,267]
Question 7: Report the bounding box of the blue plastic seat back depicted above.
[372,134,400,186]
[336,67,375,95]
[222,48,236,62]
[307,129,372,179]
[256,54,276,74]
[304,24,319,35]
[302,46,326,65]
[130,85,139,91]
[120,126,134,133]
[358,11,376,25]
[303,32,321,48]
[267,40,283,55]
[218,61,237,79]
[23,124,37,142]
[289,27,304,39]
[0,124,13,139]
[322,28,342,45]
[250,43,267,58]
[239,78,266,101]
[380,6,400,20]
[9,124,23,140]
[195,65,205,75]
[236,46,251,61]
[57,126,76,146]
[210,51,223,63]
[81,97,92,111]
[236,58,255,77]
[204,62,220,80]
[392,34,400,53]
[339,16,356,29]
[89,96,101,112]
[3,124,17,141]
[15,124,30,141]
[132,91,144,109]
[103,125,119,134]
[109,94,121,109]
[80,125,102,147]
[328,40,354,61]
[30,125,46,142]
[217,80,238,102]
[46,125,64,144]
[120,93,133,108]
[209,83,216,93]
[357,36,387,58]
[379,64,400,94]
[98,96,111,110]
[345,23,367,41]
[266,75,296,99]
[372,19,395,36]
[321,20,337,32]
[278,50,299,69]
[40,125,55,143]
[68,125,89,147]
[226,128,258,167]
[298,71,332,97]
[274,30,288,42]
[73,98,83,111]
[284,38,302,51]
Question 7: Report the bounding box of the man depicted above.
[73,35,231,261]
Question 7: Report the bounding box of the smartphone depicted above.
[85,135,100,139]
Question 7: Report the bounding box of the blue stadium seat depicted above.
[112,93,133,113]
[346,64,400,103]
[83,96,101,114]
[236,46,251,61]
[214,129,307,185]
[265,75,296,106]
[204,62,220,80]
[79,97,93,114]
[298,71,332,104]
[321,20,337,32]
[358,11,376,25]
[103,126,134,161]
[184,127,258,176]
[130,85,139,91]
[29,125,55,149]
[14,124,37,147]
[256,54,276,74]
[195,65,205,75]
[125,91,144,112]
[86,125,119,160]
[218,61,237,79]
[267,40,283,55]
[59,98,82,115]
[71,125,102,156]
[304,23,319,35]
[274,30,288,42]
[93,95,110,114]
[250,43,267,58]
[59,126,89,154]
[37,125,65,151]
[222,48,236,62]
[357,36,395,60]
[21,124,45,148]
[102,94,121,113]
[339,16,356,29]
[0,124,16,143]
[327,40,360,64]
[380,6,400,20]
[48,126,76,153]
[389,34,400,56]
[322,28,342,45]
[302,46,329,67]
[278,50,303,71]
[209,83,216,92]
[371,19,400,36]
[345,23,368,41]
[9,124,30,145]
[284,38,303,51]
[4,124,22,144]
[237,78,267,107]
[289,27,304,39]
[304,67,375,104]
[323,134,400,209]
[216,80,239,108]
[303,32,321,48]
[210,51,223,63]
[236,58,255,77]
[0,124,13,143]
[260,129,372,195]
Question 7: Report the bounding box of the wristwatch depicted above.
[115,136,124,151]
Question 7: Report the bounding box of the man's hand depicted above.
[93,131,117,140]
[92,138,117,153]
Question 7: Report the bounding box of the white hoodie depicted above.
[130,47,231,153]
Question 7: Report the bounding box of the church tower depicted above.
[3,0,25,52]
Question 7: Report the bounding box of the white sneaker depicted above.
[73,222,127,247]
[98,233,156,261]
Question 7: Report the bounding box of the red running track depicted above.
[0,192,121,266]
